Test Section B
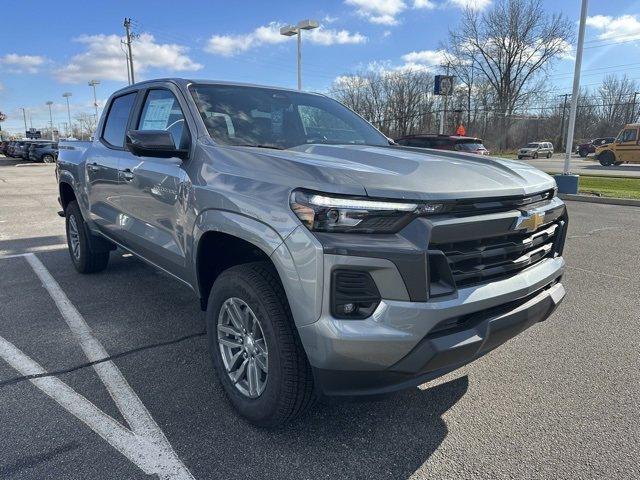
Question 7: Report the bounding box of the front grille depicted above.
[432,221,559,288]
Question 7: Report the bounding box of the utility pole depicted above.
[123,18,135,84]
[558,93,570,151]
[557,0,588,194]
[629,92,638,123]
[20,108,28,135]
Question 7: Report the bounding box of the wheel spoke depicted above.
[247,358,259,396]
[227,349,245,371]
[227,300,246,331]
[255,352,268,373]
[218,337,243,349]
[230,358,249,384]
[217,323,242,338]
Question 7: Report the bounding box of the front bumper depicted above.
[300,254,565,395]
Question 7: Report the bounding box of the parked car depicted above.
[576,137,615,157]
[5,141,16,156]
[518,142,554,159]
[57,79,567,426]
[595,124,640,166]
[28,142,58,163]
[10,141,28,158]
[395,134,490,155]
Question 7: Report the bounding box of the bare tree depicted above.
[446,0,573,148]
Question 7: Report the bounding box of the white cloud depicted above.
[0,54,48,74]
[55,33,202,84]
[449,0,492,10]
[586,14,640,42]
[205,23,366,56]
[413,0,436,9]
[345,0,407,25]
[401,49,448,66]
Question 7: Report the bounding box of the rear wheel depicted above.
[206,262,316,427]
[547,151,552,159]
[579,149,588,158]
[533,152,538,159]
[42,154,55,163]
[65,201,110,273]
[598,150,615,166]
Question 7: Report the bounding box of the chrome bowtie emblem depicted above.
[513,211,545,232]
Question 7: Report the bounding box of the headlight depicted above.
[290,189,443,233]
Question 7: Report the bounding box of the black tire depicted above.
[517,156,523,160]
[533,152,538,159]
[65,201,110,273]
[579,149,588,158]
[42,154,55,163]
[547,152,552,159]
[598,150,615,166]
[206,261,316,427]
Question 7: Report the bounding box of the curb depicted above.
[559,193,640,207]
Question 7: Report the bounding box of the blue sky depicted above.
[0,0,639,134]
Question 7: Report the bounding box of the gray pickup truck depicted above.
[56,78,567,426]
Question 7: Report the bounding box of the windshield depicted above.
[456,141,485,151]
[189,84,389,149]
[525,143,540,148]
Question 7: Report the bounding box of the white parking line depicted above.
[0,253,195,480]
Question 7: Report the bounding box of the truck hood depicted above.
[289,144,555,200]
[208,144,555,201]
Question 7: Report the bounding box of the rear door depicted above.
[85,91,138,240]
[116,85,193,278]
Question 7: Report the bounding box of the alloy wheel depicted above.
[68,215,81,260]
[217,297,268,398]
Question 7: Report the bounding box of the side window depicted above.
[102,93,137,148]
[621,129,638,142]
[138,89,188,149]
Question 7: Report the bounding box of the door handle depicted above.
[87,162,100,172]
[120,168,134,181]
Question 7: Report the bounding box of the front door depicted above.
[86,91,138,240]
[117,88,192,278]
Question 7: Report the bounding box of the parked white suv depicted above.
[518,142,554,159]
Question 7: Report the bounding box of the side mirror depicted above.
[125,130,188,160]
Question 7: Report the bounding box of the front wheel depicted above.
[206,262,316,427]
[42,154,55,163]
[533,152,538,159]
[547,152,552,159]
[598,151,615,166]
[579,149,588,158]
[65,201,110,273]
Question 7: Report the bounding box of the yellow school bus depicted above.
[595,123,640,166]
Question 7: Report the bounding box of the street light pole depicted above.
[62,92,72,138]
[88,80,100,121]
[20,108,28,135]
[46,101,55,140]
[557,0,588,194]
[280,19,319,90]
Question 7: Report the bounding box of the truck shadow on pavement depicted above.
[1,248,469,480]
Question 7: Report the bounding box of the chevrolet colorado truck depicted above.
[56,79,567,426]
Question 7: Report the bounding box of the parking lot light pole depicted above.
[88,80,100,121]
[62,92,72,138]
[556,0,588,194]
[280,19,319,90]
[46,101,55,141]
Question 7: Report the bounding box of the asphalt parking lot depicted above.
[1,156,639,480]
[521,152,640,178]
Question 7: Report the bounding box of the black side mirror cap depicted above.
[125,130,188,160]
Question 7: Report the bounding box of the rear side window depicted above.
[102,93,137,147]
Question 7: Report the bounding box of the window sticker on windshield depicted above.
[142,98,175,130]
[271,107,283,136]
